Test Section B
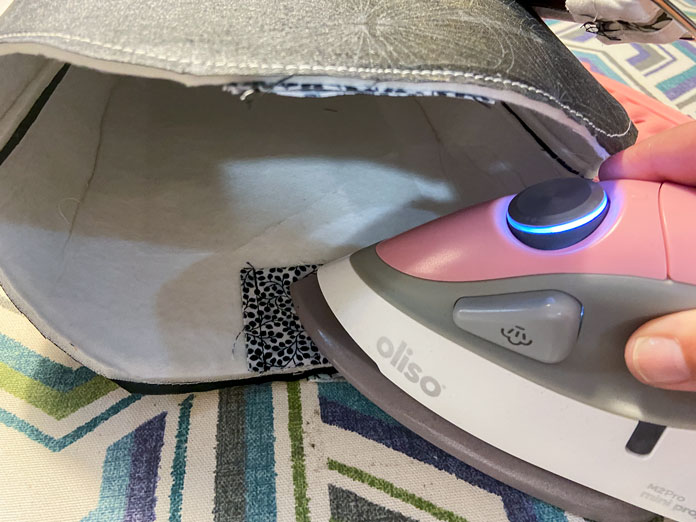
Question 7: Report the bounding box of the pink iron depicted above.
[376,180,669,282]
[291,177,696,522]
[290,72,696,521]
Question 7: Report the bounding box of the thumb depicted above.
[625,310,696,391]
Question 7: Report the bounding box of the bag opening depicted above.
[0,57,621,384]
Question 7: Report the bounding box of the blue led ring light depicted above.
[506,178,610,250]
[507,192,608,235]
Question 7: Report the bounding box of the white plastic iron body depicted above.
[316,256,696,520]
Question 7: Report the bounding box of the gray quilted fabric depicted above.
[0,0,635,152]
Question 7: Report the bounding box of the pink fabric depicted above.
[376,180,667,282]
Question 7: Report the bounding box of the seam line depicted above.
[0,31,633,138]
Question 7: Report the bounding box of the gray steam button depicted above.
[452,290,582,363]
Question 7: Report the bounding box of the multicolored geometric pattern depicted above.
[83,412,166,522]
[548,0,696,117]
[1,25,694,520]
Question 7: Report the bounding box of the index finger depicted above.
[599,120,696,186]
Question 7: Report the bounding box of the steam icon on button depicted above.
[501,326,533,346]
[453,291,581,363]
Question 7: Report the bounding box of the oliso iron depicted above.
[292,176,696,521]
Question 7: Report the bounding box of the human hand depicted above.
[600,120,696,391]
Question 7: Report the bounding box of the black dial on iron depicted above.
[507,178,610,250]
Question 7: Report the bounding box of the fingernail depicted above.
[632,337,691,384]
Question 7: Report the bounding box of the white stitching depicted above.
[0,31,634,139]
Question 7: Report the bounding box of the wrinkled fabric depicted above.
[566,0,690,43]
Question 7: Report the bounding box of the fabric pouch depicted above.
[0,0,637,389]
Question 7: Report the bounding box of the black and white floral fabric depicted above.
[224,80,495,103]
[241,264,329,372]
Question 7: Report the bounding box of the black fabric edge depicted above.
[502,102,581,175]
[0,63,70,166]
[115,366,337,395]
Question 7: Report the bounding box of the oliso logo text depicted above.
[376,337,442,397]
